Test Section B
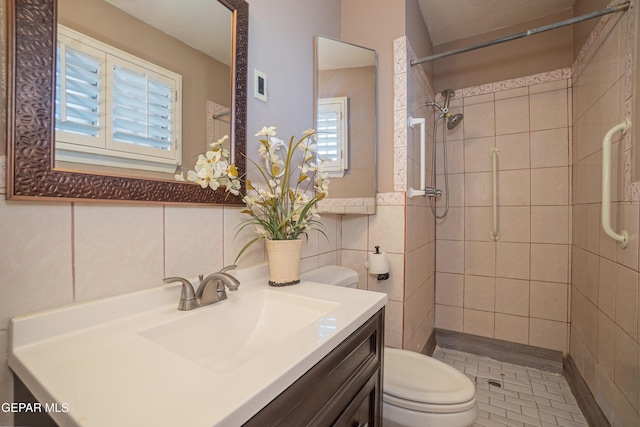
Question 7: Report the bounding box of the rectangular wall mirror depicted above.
[314,36,377,215]
[6,0,247,205]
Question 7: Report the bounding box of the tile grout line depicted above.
[433,346,588,427]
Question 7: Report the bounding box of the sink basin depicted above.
[140,290,340,374]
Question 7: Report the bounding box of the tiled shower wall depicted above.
[433,72,572,354]
[341,36,437,353]
[570,2,640,425]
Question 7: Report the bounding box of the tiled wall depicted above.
[0,194,343,425]
[359,36,437,352]
[433,72,573,354]
[570,2,640,425]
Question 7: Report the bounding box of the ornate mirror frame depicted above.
[6,0,248,204]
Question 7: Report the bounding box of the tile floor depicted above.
[432,347,589,427]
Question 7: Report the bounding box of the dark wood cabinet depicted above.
[244,308,385,427]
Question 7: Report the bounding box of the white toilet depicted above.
[301,266,478,427]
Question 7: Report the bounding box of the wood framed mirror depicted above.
[6,0,247,204]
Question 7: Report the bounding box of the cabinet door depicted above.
[244,309,384,426]
[332,370,381,427]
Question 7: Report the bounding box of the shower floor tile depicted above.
[432,347,588,427]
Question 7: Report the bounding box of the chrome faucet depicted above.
[163,265,240,311]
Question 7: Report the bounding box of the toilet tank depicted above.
[300,265,358,288]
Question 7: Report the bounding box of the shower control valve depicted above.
[425,187,442,198]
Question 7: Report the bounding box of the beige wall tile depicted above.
[436,207,464,241]
[595,364,615,424]
[341,249,368,290]
[465,206,493,241]
[384,301,404,349]
[598,311,616,380]
[436,240,465,274]
[530,281,568,322]
[615,202,639,271]
[435,272,464,307]
[496,242,530,280]
[531,167,569,206]
[464,136,495,173]
[435,304,463,332]
[74,204,164,302]
[530,243,569,283]
[463,308,494,338]
[614,387,640,427]
[530,128,569,168]
[585,204,601,254]
[0,201,73,328]
[165,206,224,277]
[584,251,600,305]
[437,172,465,207]
[495,313,529,344]
[495,278,529,316]
[463,102,495,138]
[464,171,492,206]
[614,327,638,408]
[530,89,568,131]
[573,203,587,249]
[531,206,570,244]
[464,275,495,311]
[465,241,496,277]
[223,207,266,267]
[615,264,638,340]
[529,318,568,353]
[495,132,530,171]
[498,169,530,206]
[341,214,369,250]
[368,206,405,254]
[599,257,617,319]
[498,206,531,243]
[436,139,465,174]
[495,95,529,135]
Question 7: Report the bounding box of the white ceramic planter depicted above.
[265,239,304,286]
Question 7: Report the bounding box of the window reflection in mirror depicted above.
[56,0,232,181]
[314,36,377,215]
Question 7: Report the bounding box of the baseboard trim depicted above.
[563,354,610,427]
[434,328,564,374]
[421,329,437,356]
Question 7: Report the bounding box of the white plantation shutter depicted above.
[317,97,348,177]
[55,25,182,172]
[316,109,339,161]
[109,59,176,158]
[55,39,104,146]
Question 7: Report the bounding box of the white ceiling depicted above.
[418,0,575,46]
[105,0,232,65]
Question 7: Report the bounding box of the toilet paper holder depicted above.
[367,246,390,281]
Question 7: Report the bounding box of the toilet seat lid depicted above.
[384,348,476,406]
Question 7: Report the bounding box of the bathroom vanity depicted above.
[9,265,386,426]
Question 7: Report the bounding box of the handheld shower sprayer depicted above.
[420,88,464,219]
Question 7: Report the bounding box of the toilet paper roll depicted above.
[368,251,389,275]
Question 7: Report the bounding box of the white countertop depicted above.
[9,264,387,426]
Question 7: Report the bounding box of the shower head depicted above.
[447,113,464,130]
[441,89,456,111]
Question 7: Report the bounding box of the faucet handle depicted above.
[163,277,198,311]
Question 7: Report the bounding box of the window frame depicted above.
[55,25,183,173]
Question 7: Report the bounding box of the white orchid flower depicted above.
[255,126,276,137]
